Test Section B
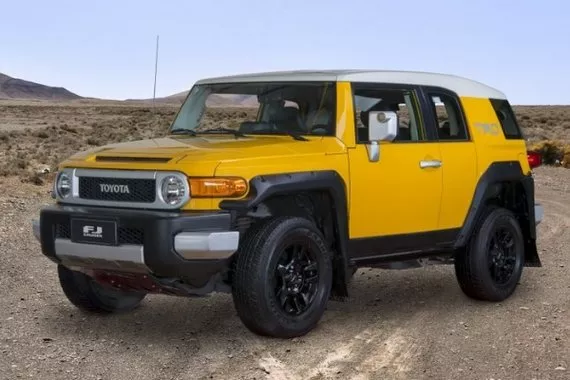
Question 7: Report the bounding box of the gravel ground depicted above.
[0,166,569,380]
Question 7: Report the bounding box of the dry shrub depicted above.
[528,140,569,165]
[563,151,570,168]
[21,172,45,185]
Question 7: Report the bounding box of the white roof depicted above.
[196,69,506,99]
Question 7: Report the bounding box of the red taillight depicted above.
[527,151,542,169]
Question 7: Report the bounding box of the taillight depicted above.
[527,151,542,169]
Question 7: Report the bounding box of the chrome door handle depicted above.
[419,160,442,169]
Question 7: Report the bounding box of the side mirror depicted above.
[365,111,398,163]
[368,111,398,142]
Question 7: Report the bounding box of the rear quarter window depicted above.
[490,98,524,139]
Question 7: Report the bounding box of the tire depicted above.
[57,265,146,313]
[232,216,333,338]
[454,206,525,302]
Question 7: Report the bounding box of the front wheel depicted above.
[232,216,333,338]
[57,265,146,313]
[454,207,525,302]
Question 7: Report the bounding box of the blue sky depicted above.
[1,0,568,104]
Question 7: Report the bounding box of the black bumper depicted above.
[37,204,236,287]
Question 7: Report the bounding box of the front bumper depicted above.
[32,204,239,287]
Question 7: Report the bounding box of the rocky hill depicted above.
[0,73,81,101]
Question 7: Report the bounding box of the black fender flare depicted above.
[453,161,540,266]
[219,170,351,296]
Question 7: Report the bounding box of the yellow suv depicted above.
[32,70,543,338]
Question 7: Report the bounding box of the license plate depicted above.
[70,218,118,246]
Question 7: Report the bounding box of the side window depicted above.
[353,86,426,143]
[428,93,468,141]
[490,98,523,139]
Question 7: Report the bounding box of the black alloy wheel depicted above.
[232,216,333,338]
[273,240,320,316]
[454,207,525,302]
[487,226,519,285]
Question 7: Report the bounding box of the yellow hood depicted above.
[62,135,346,176]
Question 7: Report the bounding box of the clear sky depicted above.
[1,0,568,104]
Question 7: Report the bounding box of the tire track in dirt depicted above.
[534,193,570,241]
[257,324,421,380]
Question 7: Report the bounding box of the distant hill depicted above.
[127,91,258,107]
[0,73,81,101]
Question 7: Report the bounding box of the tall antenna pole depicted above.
[152,34,159,108]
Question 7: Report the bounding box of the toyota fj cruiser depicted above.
[32,70,544,338]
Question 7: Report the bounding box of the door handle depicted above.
[419,159,442,169]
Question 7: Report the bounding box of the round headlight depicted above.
[56,172,72,198]
[161,176,186,205]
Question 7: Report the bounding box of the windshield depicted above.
[170,81,336,137]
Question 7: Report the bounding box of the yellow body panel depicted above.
[460,97,531,176]
[435,140,477,230]
[347,142,443,238]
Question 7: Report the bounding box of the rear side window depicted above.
[427,92,469,141]
[490,99,524,139]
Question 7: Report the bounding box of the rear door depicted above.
[420,87,478,232]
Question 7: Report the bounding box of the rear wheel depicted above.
[232,216,333,338]
[57,265,146,313]
[454,207,525,301]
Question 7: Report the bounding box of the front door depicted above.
[347,84,444,259]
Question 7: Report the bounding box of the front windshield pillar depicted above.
[170,86,210,132]
[335,81,356,148]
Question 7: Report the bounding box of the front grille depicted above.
[54,221,144,245]
[118,228,144,245]
[78,177,156,203]
[56,223,71,239]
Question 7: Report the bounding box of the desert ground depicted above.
[1,100,570,379]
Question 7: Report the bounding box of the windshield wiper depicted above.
[169,128,197,136]
[285,131,308,141]
[195,128,248,138]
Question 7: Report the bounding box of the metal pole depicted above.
[153,35,159,108]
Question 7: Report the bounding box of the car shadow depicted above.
[39,265,533,348]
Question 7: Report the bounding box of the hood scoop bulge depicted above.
[95,156,173,163]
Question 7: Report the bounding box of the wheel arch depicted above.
[454,161,541,267]
[219,170,351,297]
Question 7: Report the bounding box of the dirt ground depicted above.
[0,166,568,380]
[1,100,570,379]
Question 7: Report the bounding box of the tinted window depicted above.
[427,93,468,141]
[490,98,524,139]
[352,86,426,143]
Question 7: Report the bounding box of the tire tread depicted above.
[57,265,145,313]
[232,216,332,338]
[455,206,524,302]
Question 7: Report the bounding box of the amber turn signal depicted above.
[189,177,248,198]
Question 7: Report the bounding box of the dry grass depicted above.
[0,102,178,183]
[514,105,570,142]
[1,101,570,184]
